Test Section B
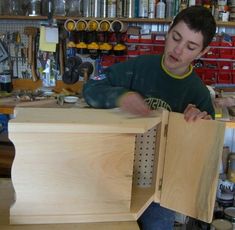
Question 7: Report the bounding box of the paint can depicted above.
[216,174,234,208]
[224,207,235,229]
[210,219,233,230]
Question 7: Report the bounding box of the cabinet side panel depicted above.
[10,133,135,223]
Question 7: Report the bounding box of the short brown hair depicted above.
[169,6,216,50]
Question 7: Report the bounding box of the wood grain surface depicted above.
[0,179,139,229]
[9,108,162,134]
[160,112,225,223]
[8,108,162,224]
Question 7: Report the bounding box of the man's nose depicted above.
[174,43,184,55]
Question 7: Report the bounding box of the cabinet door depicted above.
[159,112,225,223]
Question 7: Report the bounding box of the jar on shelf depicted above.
[66,0,82,17]
[28,0,41,16]
[53,0,66,16]
[9,0,23,15]
[0,70,13,93]
[0,0,9,15]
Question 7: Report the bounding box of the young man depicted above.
[83,5,216,230]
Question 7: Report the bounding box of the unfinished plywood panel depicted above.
[160,112,225,223]
[10,133,136,223]
[10,108,162,134]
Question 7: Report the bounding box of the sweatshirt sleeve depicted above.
[83,58,137,109]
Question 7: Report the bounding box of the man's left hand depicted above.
[184,104,212,122]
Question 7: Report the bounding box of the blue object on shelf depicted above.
[0,114,9,133]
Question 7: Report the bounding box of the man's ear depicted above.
[197,46,210,59]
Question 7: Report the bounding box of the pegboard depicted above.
[133,125,160,187]
[0,20,40,79]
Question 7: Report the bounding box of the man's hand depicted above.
[118,92,151,116]
[184,104,212,122]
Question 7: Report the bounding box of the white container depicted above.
[148,0,155,18]
[188,0,196,6]
[139,0,148,18]
[156,0,165,19]
[218,0,227,6]
[107,0,116,18]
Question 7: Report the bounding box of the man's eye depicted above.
[187,45,196,51]
[172,34,180,41]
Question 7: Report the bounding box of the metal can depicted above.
[123,0,135,18]
[138,0,148,18]
[53,0,66,16]
[224,207,235,229]
[28,0,41,16]
[100,0,107,17]
[116,0,123,17]
[82,0,91,17]
[91,0,101,17]
[107,0,116,18]
[210,219,233,230]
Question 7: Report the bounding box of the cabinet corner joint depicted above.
[164,124,168,137]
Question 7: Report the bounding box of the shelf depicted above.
[0,15,47,20]
[1,15,235,27]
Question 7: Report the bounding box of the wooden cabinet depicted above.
[8,107,225,225]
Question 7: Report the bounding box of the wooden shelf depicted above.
[1,15,235,27]
[12,79,83,93]
[0,15,47,20]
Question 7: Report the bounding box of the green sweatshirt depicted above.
[83,54,215,118]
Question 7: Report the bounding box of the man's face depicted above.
[163,21,207,75]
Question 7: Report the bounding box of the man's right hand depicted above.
[118,92,151,116]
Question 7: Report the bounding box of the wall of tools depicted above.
[1,18,235,90]
[0,18,170,89]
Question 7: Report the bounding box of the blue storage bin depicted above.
[0,114,9,133]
